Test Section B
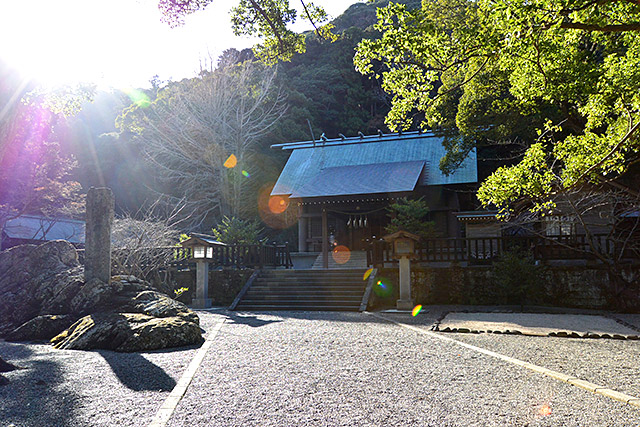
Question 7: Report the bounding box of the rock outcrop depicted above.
[5,315,75,342]
[51,313,202,352]
[0,241,202,352]
[0,241,82,336]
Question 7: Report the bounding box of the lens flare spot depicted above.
[412,305,423,316]
[331,245,351,264]
[125,89,151,108]
[363,268,373,281]
[373,277,393,298]
[268,196,289,214]
[539,404,552,417]
[223,154,237,169]
[257,184,296,230]
[242,170,250,177]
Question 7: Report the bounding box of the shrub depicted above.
[491,249,544,307]
[212,216,264,245]
[385,197,435,239]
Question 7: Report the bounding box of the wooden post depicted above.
[298,215,307,252]
[322,206,328,269]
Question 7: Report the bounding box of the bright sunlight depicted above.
[0,0,354,89]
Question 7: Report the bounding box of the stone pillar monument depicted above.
[84,187,114,283]
[397,256,414,310]
[193,260,211,309]
[383,230,419,311]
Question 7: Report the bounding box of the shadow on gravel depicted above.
[0,343,78,426]
[98,350,176,392]
[224,312,283,327]
[221,310,409,327]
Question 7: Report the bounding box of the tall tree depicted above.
[355,0,640,209]
[158,0,337,64]
[118,60,287,228]
[354,0,640,308]
[0,60,86,232]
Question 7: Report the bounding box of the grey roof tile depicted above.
[271,132,477,197]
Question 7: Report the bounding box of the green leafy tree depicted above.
[158,0,337,64]
[212,216,264,244]
[355,0,640,210]
[355,0,640,309]
[384,197,434,239]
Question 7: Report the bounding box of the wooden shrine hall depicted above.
[270,131,479,268]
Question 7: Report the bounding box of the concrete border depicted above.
[368,312,640,410]
[148,318,226,427]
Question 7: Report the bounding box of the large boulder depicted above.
[0,241,202,352]
[0,241,81,336]
[5,315,75,341]
[51,313,202,352]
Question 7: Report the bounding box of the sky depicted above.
[0,0,360,90]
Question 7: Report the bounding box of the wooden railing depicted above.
[78,243,293,270]
[368,234,623,267]
[208,243,293,268]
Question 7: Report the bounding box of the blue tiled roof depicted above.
[271,131,477,197]
[290,161,425,198]
[3,215,85,244]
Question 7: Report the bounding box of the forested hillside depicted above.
[66,0,419,228]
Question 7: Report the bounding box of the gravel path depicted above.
[0,310,226,427]
[2,309,640,426]
[381,310,640,405]
[167,311,640,426]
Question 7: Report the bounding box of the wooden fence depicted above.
[77,243,293,271]
[368,234,625,267]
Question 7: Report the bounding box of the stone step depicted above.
[233,267,368,312]
[244,293,362,302]
[261,270,367,276]
[311,250,369,270]
[237,299,361,306]
[252,280,366,286]
[257,276,366,282]
[247,285,364,291]
[234,305,360,311]
[250,290,364,296]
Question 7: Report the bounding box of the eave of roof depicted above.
[271,130,432,151]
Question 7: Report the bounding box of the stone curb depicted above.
[148,318,226,427]
[369,312,640,410]
[435,325,639,341]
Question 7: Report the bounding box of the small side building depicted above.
[1,215,85,250]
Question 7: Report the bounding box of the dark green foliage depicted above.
[279,27,391,139]
[491,250,544,307]
[332,0,421,33]
[212,216,264,245]
[384,197,435,239]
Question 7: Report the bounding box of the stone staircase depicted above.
[233,269,368,311]
[311,250,368,270]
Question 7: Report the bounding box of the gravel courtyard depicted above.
[2,309,640,426]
